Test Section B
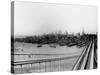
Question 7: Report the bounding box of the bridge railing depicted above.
[72,40,96,70]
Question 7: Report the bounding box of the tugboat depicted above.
[37,44,42,47]
[49,44,56,48]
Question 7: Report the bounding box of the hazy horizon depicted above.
[13,1,98,36]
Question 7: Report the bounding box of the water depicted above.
[13,42,85,74]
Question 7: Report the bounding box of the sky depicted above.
[13,1,98,36]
